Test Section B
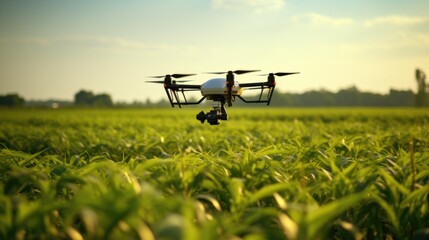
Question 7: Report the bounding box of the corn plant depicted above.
[0,108,428,239]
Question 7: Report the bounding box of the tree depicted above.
[0,93,25,107]
[415,68,427,107]
[92,93,113,106]
[300,90,335,106]
[335,86,361,106]
[74,90,113,107]
[74,90,94,106]
[386,89,414,106]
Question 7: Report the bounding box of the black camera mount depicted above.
[196,100,228,125]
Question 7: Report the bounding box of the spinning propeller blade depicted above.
[146,80,165,84]
[233,70,260,75]
[205,70,260,75]
[149,75,167,78]
[174,80,192,83]
[171,74,196,78]
[146,80,192,84]
[259,72,300,77]
[273,72,300,76]
[205,71,228,74]
[148,73,196,79]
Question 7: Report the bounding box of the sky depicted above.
[1,0,429,102]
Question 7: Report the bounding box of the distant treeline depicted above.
[258,87,417,107]
[1,86,427,108]
[140,86,424,108]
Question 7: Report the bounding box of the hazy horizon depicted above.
[1,0,429,103]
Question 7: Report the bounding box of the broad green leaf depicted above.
[305,192,367,239]
[248,183,289,205]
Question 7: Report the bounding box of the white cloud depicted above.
[292,13,354,27]
[212,0,285,12]
[364,15,429,27]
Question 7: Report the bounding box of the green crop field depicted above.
[1,108,428,240]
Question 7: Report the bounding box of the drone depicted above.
[146,70,299,125]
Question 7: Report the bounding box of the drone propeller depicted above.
[146,80,192,84]
[259,72,300,77]
[146,73,196,87]
[274,72,300,76]
[145,80,165,84]
[205,70,260,75]
[149,73,196,79]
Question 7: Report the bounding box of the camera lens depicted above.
[196,111,206,123]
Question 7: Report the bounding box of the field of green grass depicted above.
[1,108,428,239]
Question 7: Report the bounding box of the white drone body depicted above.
[200,78,242,97]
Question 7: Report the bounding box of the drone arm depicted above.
[239,82,269,88]
[174,84,201,89]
